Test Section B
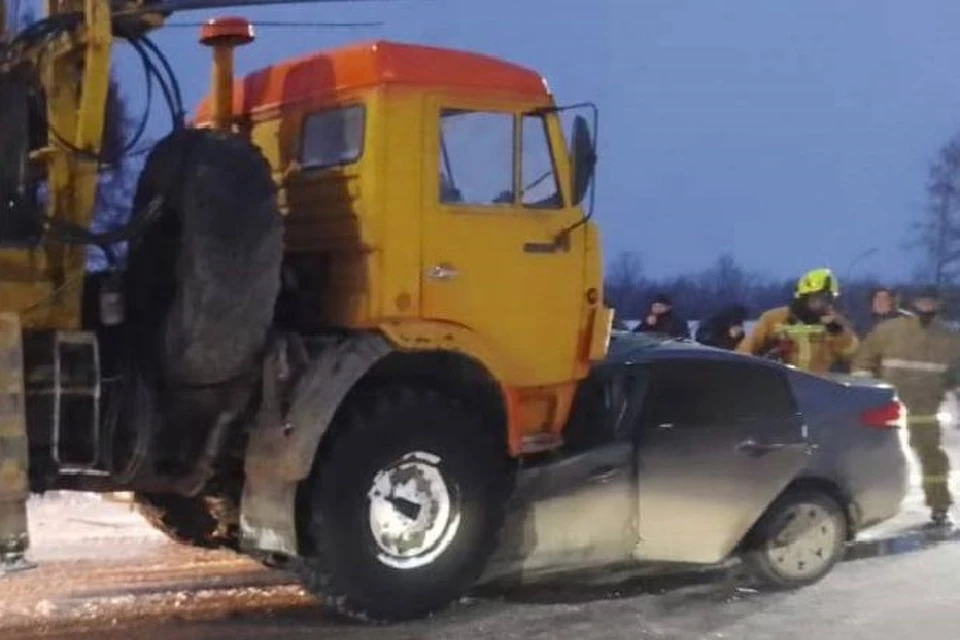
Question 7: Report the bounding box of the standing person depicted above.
[737,268,858,374]
[861,286,912,335]
[633,293,689,339]
[696,304,748,350]
[852,286,960,529]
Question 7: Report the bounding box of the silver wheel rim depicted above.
[367,451,461,570]
[765,502,842,580]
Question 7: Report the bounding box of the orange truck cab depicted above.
[195,38,612,456]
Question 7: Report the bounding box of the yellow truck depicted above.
[0,2,611,622]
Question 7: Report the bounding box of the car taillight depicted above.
[861,400,903,428]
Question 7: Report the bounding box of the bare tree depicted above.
[604,251,645,322]
[699,253,753,306]
[916,135,960,286]
[84,75,141,272]
[606,251,643,292]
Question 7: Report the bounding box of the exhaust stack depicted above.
[199,16,255,131]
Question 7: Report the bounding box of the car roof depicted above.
[601,332,893,394]
[603,331,777,369]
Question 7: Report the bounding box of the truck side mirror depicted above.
[570,115,597,206]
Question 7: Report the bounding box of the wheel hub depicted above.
[367,451,461,569]
[767,502,841,579]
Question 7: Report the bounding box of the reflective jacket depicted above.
[852,315,960,413]
[737,306,858,374]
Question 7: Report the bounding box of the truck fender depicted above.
[239,332,391,557]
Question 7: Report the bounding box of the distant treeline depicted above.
[604,252,957,332]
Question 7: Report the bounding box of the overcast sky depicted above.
[110,0,960,283]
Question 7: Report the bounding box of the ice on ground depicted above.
[26,491,166,561]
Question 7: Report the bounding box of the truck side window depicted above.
[521,115,562,208]
[439,109,513,205]
[300,104,365,170]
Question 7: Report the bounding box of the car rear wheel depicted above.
[742,490,847,590]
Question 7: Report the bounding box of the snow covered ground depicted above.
[26,491,166,562]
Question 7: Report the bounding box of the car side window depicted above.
[439,109,514,205]
[563,367,650,452]
[636,360,797,429]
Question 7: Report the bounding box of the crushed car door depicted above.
[487,371,641,576]
[634,359,812,565]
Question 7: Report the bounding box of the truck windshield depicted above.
[438,108,561,208]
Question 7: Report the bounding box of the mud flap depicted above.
[0,313,33,573]
[240,333,391,556]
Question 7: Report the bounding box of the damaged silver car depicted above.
[480,332,909,589]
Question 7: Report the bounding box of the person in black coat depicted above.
[859,286,912,336]
[634,293,690,339]
[696,304,748,350]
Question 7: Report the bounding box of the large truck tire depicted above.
[298,385,512,622]
[125,128,283,388]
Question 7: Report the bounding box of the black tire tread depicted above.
[297,384,511,623]
[126,128,283,387]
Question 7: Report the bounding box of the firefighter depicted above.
[737,268,858,373]
[852,286,960,528]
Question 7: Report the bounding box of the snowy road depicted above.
[4,426,960,639]
[4,509,960,640]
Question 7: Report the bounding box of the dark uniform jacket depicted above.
[853,315,960,415]
[633,312,689,339]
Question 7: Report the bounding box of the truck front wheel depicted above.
[298,385,511,622]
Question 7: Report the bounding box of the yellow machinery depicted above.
[0,0,611,622]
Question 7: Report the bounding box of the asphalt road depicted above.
[2,493,960,640]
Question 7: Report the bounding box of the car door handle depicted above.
[427,264,459,280]
[735,439,787,457]
[588,465,620,483]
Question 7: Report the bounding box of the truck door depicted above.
[633,359,812,565]
[420,101,586,387]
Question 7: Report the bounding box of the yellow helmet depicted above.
[795,268,839,298]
